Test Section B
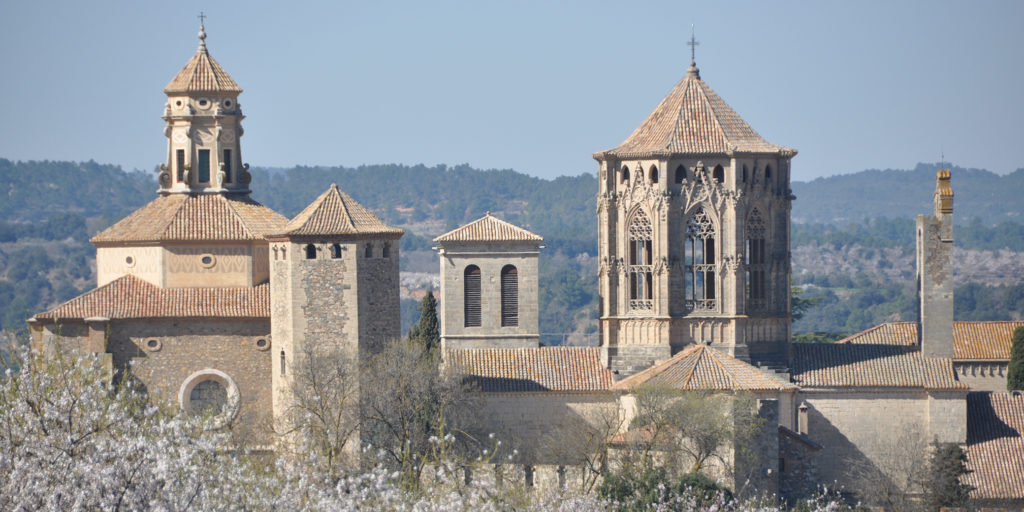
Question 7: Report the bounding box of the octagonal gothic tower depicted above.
[594,60,797,376]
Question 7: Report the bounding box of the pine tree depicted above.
[923,441,974,511]
[1008,326,1024,391]
[407,291,439,353]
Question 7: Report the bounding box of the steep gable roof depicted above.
[91,193,288,243]
[34,275,268,320]
[791,343,965,390]
[433,213,543,243]
[837,321,1024,361]
[164,29,241,94]
[596,64,791,159]
[278,183,403,238]
[965,392,1024,500]
[613,344,795,392]
[446,347,613,392]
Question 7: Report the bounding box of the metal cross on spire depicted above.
[687,24,699,64]
[198,12,207,27]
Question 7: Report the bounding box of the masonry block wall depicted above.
[439,241,540,349]
[357,240,401,355]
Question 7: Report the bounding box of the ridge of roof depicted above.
[164,27,242,95]
[595,68,792,159]
[34,275,269,320]
[278,183,403,237]
[91,194,288,243]
[838,321,1024,361]
[612,344,795,392]
[434,213,544,243]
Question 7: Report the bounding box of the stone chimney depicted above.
[917,170,954,358]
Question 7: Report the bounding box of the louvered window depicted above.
[501,265,518,327]
[176,149,185,183]
[464,265,481,327]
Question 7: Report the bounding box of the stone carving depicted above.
[239,163,252,185]
[217,163,226,188]
[158,164,172,188]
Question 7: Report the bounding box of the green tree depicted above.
[923,441,974,511]
[407,291,439,352]
[1008,326,1024,391]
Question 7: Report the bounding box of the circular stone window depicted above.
[125,255,135,267]
[223,99,232,108]
[198,98,210,108]
[175,100,183,108]
[200,254,216,268]
[255,338,270,351]
[145,338,162,352]
[178,369,240,430]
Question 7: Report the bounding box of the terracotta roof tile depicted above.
[34,275,268,320]
[791,343,965,390]
[278,184,403,238]
[837,321,1024,361]
[596,65,791,159]
[164,35,241,94]
[434,213,543,243]
[965,392,1024,500]
[612,344,795,392]
[446,347,613,392]
[91,194,288,243]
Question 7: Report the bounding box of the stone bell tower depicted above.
[593,52,797,376]
[158,20,250,194]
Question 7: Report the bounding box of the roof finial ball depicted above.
[197,12,207,47]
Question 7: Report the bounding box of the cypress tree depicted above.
[1008,326,1024,391]
[923,441,974,511]
[408,291,439,353]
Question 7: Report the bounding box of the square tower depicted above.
[434,213,543,350]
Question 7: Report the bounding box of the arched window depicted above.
[742,165,748,184]
[501,265,518,327]
[712,164,724,184]
[764,165,772,190]
[364,243,373,259]
[621,166,630,184]
[746,208,768,311]
[330,243,342,259]
[674,165,685,184]
[305,244,316,260]
[649,165,659,184]
[382,242,391,258]
[685,208,717,311]
[464,265,481,327]
[628,210,654,310]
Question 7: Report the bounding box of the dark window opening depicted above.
[621,166,630,184]
[464,265,481,327]
[501,265,518,327]
[712,164,724,183]
[649,165,659,184]
[742,165,748,183]
[222,149,232,183]
[305,244,316,260]
[176,149,185,183]
[330,243,342,259]
[280,350,286,375]
[364,243,373,258]
[382,242,391,258]
[197,149,211,183]
[675,165,686,184]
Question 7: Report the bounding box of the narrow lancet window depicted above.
[330,243,342,259]
[627,210,654,311]
[305,244,316,260]
[685,208,717,311]
[746,208,768,311]
[176,149,186,183]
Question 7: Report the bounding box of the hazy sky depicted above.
[1,1,1021,181]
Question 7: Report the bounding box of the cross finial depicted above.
[198,12,207,27]
[196,12,207,48]
[687,24,700,65]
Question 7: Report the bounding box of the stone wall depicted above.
[358,240,401,355]
[796,389,966,498]
[97,242,270,289]
[107,318,273,440]
[438,241,540,349]
[956,362,1008,392]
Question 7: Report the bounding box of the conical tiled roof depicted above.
[91,194,288,243]
[613,344,795,391]
[596,64,791,159]
[164,26,241,95]
[278,184,403,237]
[434,213,543,243]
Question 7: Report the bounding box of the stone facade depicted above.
[917,170,955,358]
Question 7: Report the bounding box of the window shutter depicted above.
[464,266,481,327]
[501,266,518,327]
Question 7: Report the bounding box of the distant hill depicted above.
[791,162,1024,225]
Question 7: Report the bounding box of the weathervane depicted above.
[687,24,699,64]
